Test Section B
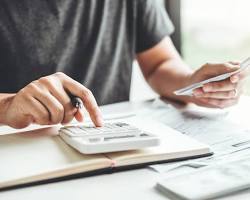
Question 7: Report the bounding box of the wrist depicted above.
[183,71,204,104]
[183,70,195,87]
[172,71,198,104]
[0,93,15,125]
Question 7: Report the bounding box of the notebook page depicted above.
[105,119,211,167]
[0,127,111,189]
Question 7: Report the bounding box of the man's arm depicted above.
[137,36,245,108]
[0,94,14,124]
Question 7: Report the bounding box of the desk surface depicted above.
[1,98,250,200]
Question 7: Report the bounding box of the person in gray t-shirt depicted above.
[0,0,247,128]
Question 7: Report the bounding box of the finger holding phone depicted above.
[179,58,250,108]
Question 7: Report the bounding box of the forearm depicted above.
[0,93,15,124]
[138,37,243,109]
[146,58,194,104]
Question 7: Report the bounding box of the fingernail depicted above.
[193,90,203,97]
[203,85,211,92]
[194,94,203,97]
[72,108,78,114]
[231,76,239,83]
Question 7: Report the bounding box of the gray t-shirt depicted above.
[0,0,174,105]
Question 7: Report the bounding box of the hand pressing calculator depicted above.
[59,122,160,154]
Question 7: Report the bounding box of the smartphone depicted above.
[174,57,250,96]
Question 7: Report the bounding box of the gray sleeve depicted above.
[136,0,175,53]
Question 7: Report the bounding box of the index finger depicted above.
[56,73,103,126]
[230,58,250,83]
[230,69,249,83]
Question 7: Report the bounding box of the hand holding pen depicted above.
[3,72,103,129]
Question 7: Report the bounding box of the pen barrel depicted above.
[71,96,83,109]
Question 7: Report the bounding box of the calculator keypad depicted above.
[60,123,143,137]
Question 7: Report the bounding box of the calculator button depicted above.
[104,134,136,141]
[105,124,116,129]
[78,127,100,134]
[115,130,138,134]
[78,126,89,131]
[88,137,102,143]
[102,130,116,134]
[86,128,99,133]
[65,127,85,134]
[114,122,129,127]
[140,133,149,137]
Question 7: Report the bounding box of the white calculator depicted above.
[59,122,160,154]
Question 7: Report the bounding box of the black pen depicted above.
[71,96,83,109]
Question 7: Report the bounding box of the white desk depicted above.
[1,98,250,200]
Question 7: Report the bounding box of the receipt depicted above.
[147,100,250,176]
[174,57,250,96]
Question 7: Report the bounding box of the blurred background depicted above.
[130,0,250,101]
